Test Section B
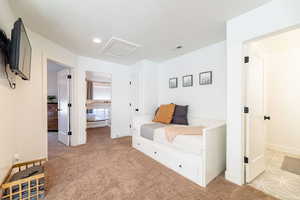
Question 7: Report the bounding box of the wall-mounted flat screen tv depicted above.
[9,18,32,80]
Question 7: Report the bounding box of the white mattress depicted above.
[152,127,204,155]
[87,120,107,128]
[132,115,218,156]
[87,113,109,122]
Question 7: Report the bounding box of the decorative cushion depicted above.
[172,105,189,125]
[154,107,159,116]
[153,104,176,124]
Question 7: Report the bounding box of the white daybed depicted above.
[132,115,226,187]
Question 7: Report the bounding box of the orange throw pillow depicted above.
[153,104,176,124]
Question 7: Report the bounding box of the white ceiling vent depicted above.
[102,37,140,57]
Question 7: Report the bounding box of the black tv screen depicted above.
[9,18,32,80]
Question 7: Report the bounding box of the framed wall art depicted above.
[199,71,212,85]
[169,77,178,88]
[182,75,193,87]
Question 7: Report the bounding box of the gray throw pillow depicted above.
[172,105,188,125]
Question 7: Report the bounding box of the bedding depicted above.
[87,113,107,122]
[165,126,205,142]
[153,104,175,124]
[140,123,166,140]
[139,124,204,154]
[86,100,111,109]
[172,105,189,125]
[87,113,97,122]
[153,128,204,155]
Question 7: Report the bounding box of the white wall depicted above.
[77,56,131,143]
[0,0,17,183]
[131,60,159,116]
[0,0,143,184]
[158,41,227,120]
[47,70,58,97]
[0,0,79,183]
[0,2,131,183]
[15,30,78,163]
[226,0,300,185]
[264,48,300,155]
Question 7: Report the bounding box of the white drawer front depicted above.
[133,136,158,159]
[132,136,204,186]
[172,160,200,180]
[132,136,146,153]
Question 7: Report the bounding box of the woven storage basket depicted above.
[1,159,46,200]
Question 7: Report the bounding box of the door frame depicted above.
[42,53,77,158]
[57,68,73,146]
[242,42,268,183]
[84,70,113,140]
[241,26,300,184]
[129,69,140,132]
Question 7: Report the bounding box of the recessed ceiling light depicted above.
[93,38,102,44]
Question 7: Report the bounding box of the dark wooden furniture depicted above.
[48,103,58,131]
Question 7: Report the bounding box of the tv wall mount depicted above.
[0,29,16,89]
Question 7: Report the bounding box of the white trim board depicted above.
[226,0,300,186]
[267,144,300,156]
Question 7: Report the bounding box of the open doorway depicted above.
[47,60,72,158]
[85,71,112,141]
[244,28,300,200]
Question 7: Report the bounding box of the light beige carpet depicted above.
[45,128,276,200]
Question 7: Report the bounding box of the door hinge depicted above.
[264,116,271,120]
[244,56,249,64]
[67,74,72,79]
[68,103,72,107]
[68,131,72,136]
[244,107,249,114]
[244,156,249,164]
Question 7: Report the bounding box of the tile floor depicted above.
[250,149,300,200]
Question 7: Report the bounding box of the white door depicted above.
[245,54,266,183]
[57,69,71,146]
[129,71,140,128]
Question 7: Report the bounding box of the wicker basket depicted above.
[1,159,46,200]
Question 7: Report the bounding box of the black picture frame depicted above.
[169,77,178,88]
[199,71,212,85]
[182,75,193,87]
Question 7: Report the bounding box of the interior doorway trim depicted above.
[241,25,300,185]
[42,52,77,159]
[84,70,113,142]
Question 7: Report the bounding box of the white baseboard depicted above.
[225,170,243,186]
[267,143,300,156]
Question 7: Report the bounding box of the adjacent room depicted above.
[244,28,300,199]
[47,60,73,159]
[86,71,112,139]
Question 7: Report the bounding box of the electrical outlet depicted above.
[13,154,20,163]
